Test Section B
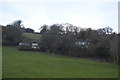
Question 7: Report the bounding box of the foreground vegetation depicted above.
[40,24,119,63]
[3,46,118,78]
[1,20,119,63]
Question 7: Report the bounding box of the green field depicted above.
[3,46,118,78]
[22,33,41,40]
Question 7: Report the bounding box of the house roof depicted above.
[20,37,39,43]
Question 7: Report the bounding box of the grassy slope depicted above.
[22,33,41,40]
[3,46,118,78]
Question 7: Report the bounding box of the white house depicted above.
[75,39,90,48]
[18,38,40,50]
[31,40,39,49]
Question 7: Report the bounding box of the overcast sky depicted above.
[0,0,119,32]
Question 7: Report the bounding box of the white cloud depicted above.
[67,14,104,29]
[0,0,119,3]
[23,12,54,32]
[0,3,54,32]
[15,5,54,32]
[0,1,118,32]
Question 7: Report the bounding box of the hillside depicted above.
[3,46,118,78]
[22,33,41,40]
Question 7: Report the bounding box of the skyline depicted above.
[0,0,119,33]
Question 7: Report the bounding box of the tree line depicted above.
[2,20,35,43]
[1,20,119,63]
[40,23,119,63]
